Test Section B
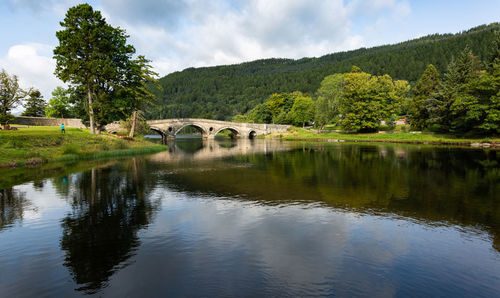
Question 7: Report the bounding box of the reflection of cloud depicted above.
[130,193,403,295]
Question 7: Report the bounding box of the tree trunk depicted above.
[129,109,137,138]
[87,83,95,134]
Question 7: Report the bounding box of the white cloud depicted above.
[0,0,414,106]
[99,0,370,76]
[0,43,64,113]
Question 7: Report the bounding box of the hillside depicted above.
[147,23,500,121]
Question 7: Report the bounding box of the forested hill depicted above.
[147,23,500,120]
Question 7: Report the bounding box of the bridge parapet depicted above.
[146,118,289,143]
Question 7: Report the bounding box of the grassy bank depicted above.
[271,127,500,147]
[0,126,167,167]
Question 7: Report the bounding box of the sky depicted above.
[1,0,499,107]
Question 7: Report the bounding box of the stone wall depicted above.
[12,116,86,128]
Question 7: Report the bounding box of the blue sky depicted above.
[1,0,499,104]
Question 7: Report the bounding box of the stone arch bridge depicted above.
[146,118,289,143]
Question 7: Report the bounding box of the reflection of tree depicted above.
[174,138,204,154]
[61,158,159,294]
[0,188,32,231]
[158,143,500,251]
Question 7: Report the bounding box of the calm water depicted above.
[0,138,499,297]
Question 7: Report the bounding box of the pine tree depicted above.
[54,4,135,133]
[408,64,440,130]
[21,89,46,117]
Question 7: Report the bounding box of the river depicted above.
[0,138,499,297]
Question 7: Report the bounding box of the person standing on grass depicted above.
[61,123,65,134]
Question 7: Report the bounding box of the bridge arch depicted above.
[248,131,257,139]
[175,123,208,137]
[214,127,240,137]
[149,126,165,135]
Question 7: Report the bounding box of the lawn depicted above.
[273,127,500,146]
[0,126,167,167]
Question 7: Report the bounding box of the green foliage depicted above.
[232,114,250,123]
[145,23,500,120]
[314,73,344,129]
[0,69,26,122]
[46,87,75,118]
[21,89,46,117]
[120,111,150,136]
[287,94,315,127]
[54,4,136,132]
[266,93,294,123]
[314,96,331,130]
[408,64,440,130]
[247,103,272,123]
[340,68,409,132]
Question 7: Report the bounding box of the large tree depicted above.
[0,69,27,123]
[21,89,46,117]
[427,48,481,133]
[314,73,344,130]
[340,67,409,132]
[287,93,315,127]
[408,64,440,130]
[54,4,135,134]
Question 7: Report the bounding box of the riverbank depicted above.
[270,127,500,148]
[0,127,168,167]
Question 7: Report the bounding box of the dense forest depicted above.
[146,23,500,120]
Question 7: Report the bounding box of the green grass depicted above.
[0,126,168,167]
[273,127,500,145]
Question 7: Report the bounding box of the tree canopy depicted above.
[54,4,137,133]
[21,89,46,117]
[0,69,26,123]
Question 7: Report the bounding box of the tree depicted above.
[314,96,330,132]
[427,48,481,133]
[266,93,294,123]
[287,95,315,127]
[408,64,440,130]
[46,87,75,118]
[232,114,249,123]
[54,4,135,134]
[340,67,409,132]
[21,89,46,117]
[315,73,344,131]
[248,103,272,123]
[0,69,26,123]
[123,56,158,138]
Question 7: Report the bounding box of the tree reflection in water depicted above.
[0,188,33,231]
[153,143,500,252]
[60,158,160,294]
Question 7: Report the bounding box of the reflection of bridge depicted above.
[148,138,293,163]
[146,119,290,143]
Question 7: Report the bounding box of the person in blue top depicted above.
[61,123,65,134]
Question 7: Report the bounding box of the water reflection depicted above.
[154,137,293,162]
[0,139,499,296]
[0,188,34,231]
[148,141,500,252]
[60,159,161,294]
